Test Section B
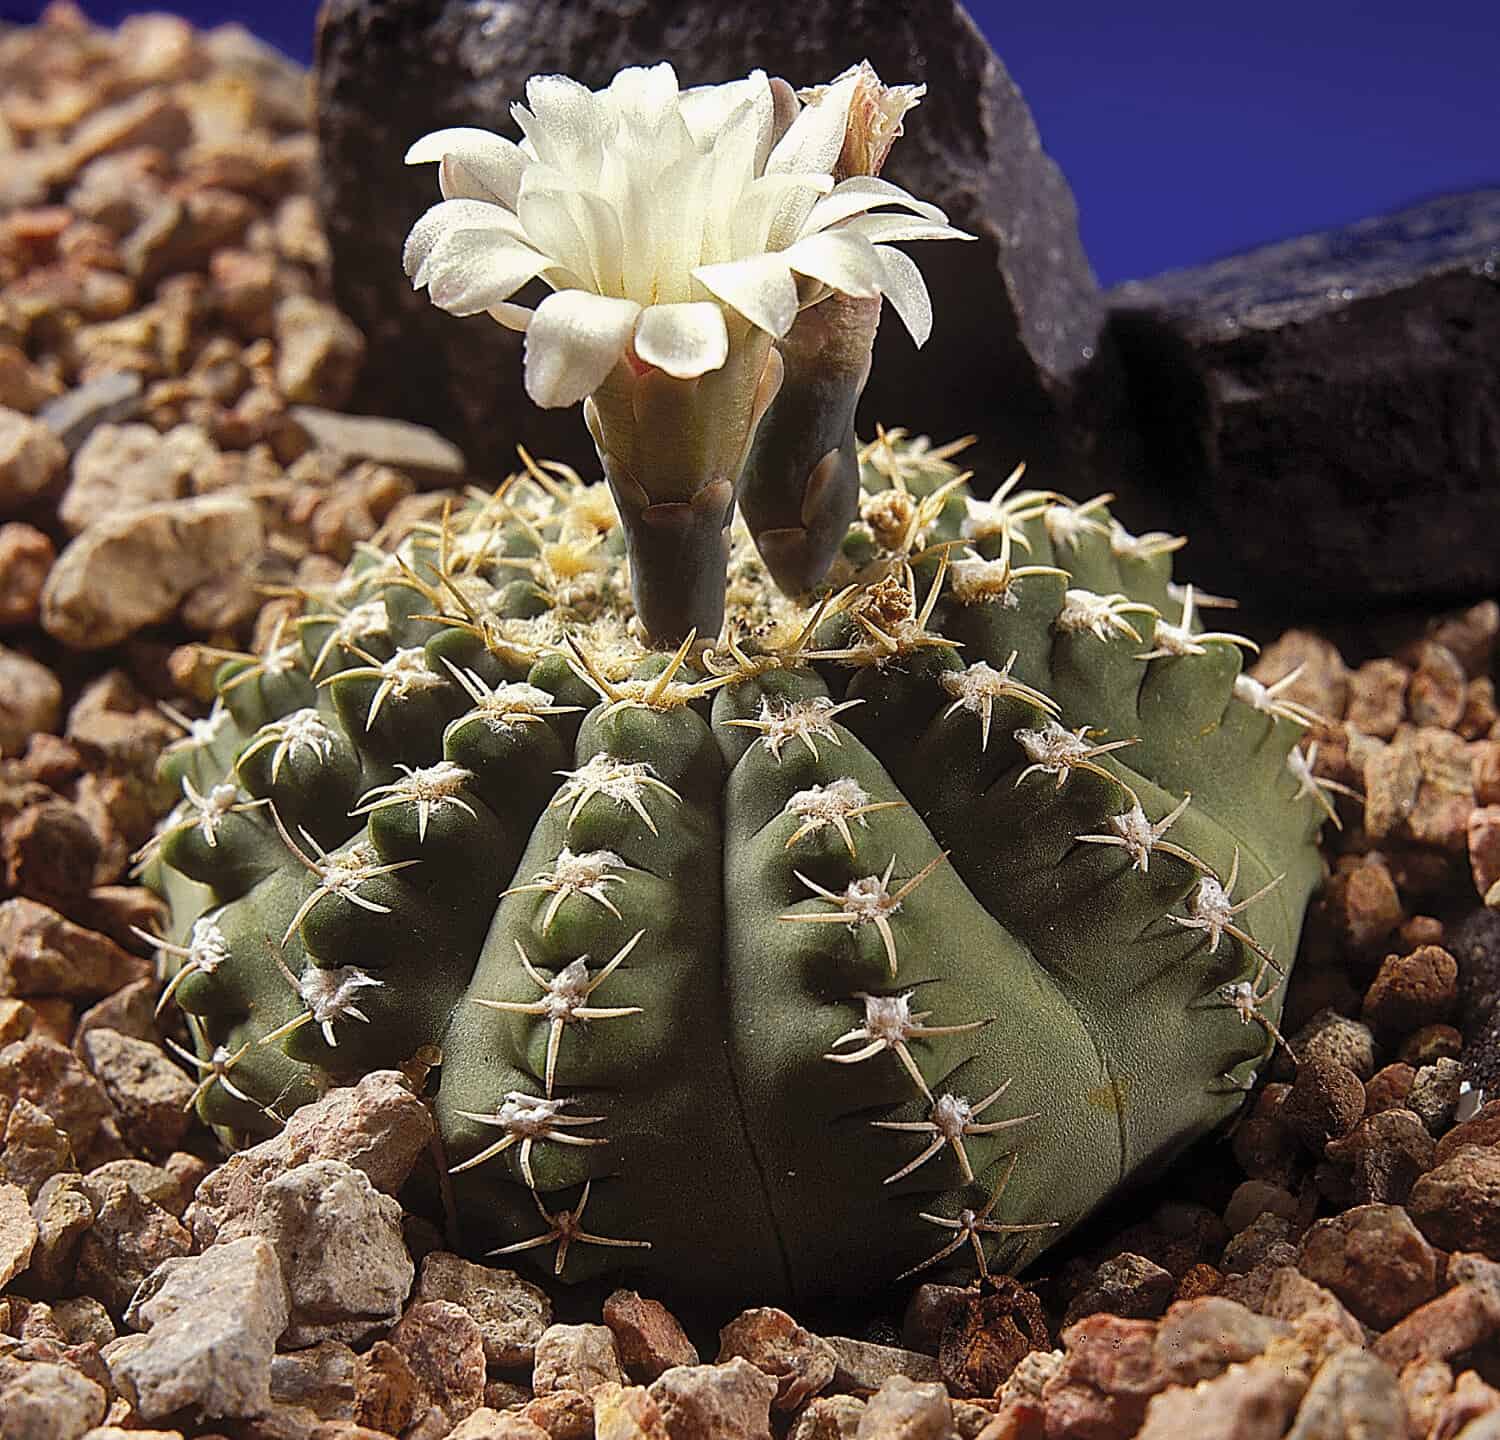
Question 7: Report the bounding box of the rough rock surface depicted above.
[114,1234,291,1420]
[1109,188,1500,615]
[314,0,1147,509]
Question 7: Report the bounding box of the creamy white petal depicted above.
[517,189,596,290]
[633,301,729,378]
[841,213,972,245]
[693,252,799,337]
[872,243,933,347]
[525,290,640,407]
[403,199,530,283]
[680,71,772,152]
[424,231,553,316]
[731,172,835,256]
[782,229,884,298]
[764,70,858,177]
[802,176,949,234]
[487,301,533,331]
[405,128,528,207]
[605,62,682,136]
[515,75,608,180]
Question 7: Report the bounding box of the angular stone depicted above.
[74,1177,192,1316]
[387,1301,486,1430]
[289,407,465,480]
[0,899,149,1001]
[0,1360,107,1440]
[1152,1297,1288,1388]
[116,1235,290,1420]
[253,1159,413,1347]
[717,1307,835,1411]
[0,1180,38,1286]
[823,1335,941,1393]
[603,1289,698,1382]
[415,1252,551,1369]
[534,1322,626,1396]
[447,1410,549,1440]
[0,408,67,514]
[0,1037,123,1167]
[0,650,62,759]
[1109,189,1500,614]
[27,1174,94,1294]
[1374,1283,1498,1371]
[40,494,264,649]
[1408,1145,1500,1256]
[36,373,145,455]
[0,523,54,628]
[1283,1349,1406,1440]
[77,1030,194,1158]
[315,0,1146,508]
[1062,1251,1176,1327]
[1296,1203,1438,1330]
[1040,1314,1164,1440]
[274,297,365,408]
[271,1341,360,1420]
[1136,1356,1307,1440]
[853,1375,951,1440]
[788,1395,867,1440]
[353,1339,420,1435]
[190,1070,434,1247]
[59,423,215,535]
[647,1357,778,1440]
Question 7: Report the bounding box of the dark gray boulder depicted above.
[1109,189,1500,616]
[313,0,1146,504]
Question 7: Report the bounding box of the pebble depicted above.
[533,1322,626,1396]
[0,408,68,513]
[1286,1010,1377,1084]
[0,346,63,415]
[1282,1057,1365,1151]
[718,1307,836,1411]
[1136,1357,1307,1440]
[1296,1204,1438,1329]
[0,1036,123,1167]
[417,1252,553,1369]
[1362,944,1459,1037]
[1230,1084,1302,1186]
[40,493,264,648]
[1471,805,1500,905]
[1406,642,1468,729]
[1426,1369,1500,1438]
[352,1339,419,1435]
[1396,1358,1453,1440]
[77,1029,194,1157]
[0,1360,107,1440]
[59,421,215,533]
[1282,1347,1406,1439]
[1320,858,1405,960]
[1409,1057,1464,1133]
[0,898,149,1002]
[190,1070,435,1247]
[602,1288,698,1381]
[1324,1107,1435,1206]
[1362,1062,1416,1115]
[1400,1023,1463,1067]
[1251,633,1348,721]
[1222,1181,1299,1237]
[253,1158,414,1347]
[115,1234,290,1420]
[270,1341,359,1421]
[788,1394,867,1439]
[26,1174,93,1293]
[939,1278,1052,1398]
[274,296,365,408]
[823,1335,941,1393]
[1475,741,1500,806]
[0,648,63,757]
[2,799,101,907]
[74,1175,192,1314]
[1345,659,1410,738]
[1152,1297,1287,1387]
[1061,1252,1175,1327]
[1374,1281,1499,1370]
[648,1357,778,1440]
[36,373,144,454]
[0,1179,38,1286]
[1220,1213,1298,1276]
[288,406,465,478]
[853,1375,952,1440]
[1408,1145,1500,1256]
[0,524,54,627]
[386,1301,487,1431]
[1041,1314,1164,1439]
[1365,726,1476,853]
[447,1410,548,1439]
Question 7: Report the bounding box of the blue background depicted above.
[3,0,1495,286]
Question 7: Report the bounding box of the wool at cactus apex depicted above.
[1,0,1494,287]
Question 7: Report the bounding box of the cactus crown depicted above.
[146,431,1326,1303]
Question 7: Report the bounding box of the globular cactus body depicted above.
[146,434,1325,1303]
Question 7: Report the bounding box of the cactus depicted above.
[144,430,1329,1304]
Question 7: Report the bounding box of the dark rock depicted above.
[314,0,1148,507]
[1109,188,1500,616]
[1451,905,1500,1094]
[36,373,144,455]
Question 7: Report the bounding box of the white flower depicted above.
[402,61,969,408]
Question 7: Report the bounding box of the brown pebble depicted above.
[603,1289,699,1382]
[1399,1023,1464,1067]
[1362,945,1459,1038]
[1296,1203,1439,1329]
[1283,1057,1365,1151]
[1364,1063,1417,1116]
